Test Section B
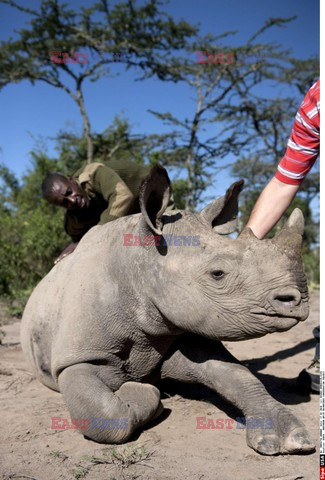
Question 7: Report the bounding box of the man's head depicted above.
[42,173,90,210]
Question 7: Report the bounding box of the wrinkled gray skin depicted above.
[21,166,314,455]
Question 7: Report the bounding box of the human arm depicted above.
[247,79,319,239]
[246,177,300,239]
[92,166,134,224]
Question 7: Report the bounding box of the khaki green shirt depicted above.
[65,159,150,242]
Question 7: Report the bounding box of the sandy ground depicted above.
[0,293,320,480]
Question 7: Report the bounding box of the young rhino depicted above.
[21,165,314,456]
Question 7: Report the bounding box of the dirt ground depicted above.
[0,293,320,480]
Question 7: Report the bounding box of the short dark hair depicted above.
[41,173,67,201]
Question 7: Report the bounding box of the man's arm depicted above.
[246,177,300,239]
[92,166,134,224]
[247,79,319,239]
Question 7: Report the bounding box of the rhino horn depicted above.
[272,208,304,257]
[276,208,304,236]
[238,226,258,240]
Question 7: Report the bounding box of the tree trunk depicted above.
[76,85,93,164]
[185,151,194,211]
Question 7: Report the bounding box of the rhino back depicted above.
[21,216,143,387]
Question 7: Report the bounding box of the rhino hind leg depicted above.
[160,334,315,455]
[58,363,162,443]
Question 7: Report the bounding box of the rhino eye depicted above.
[211,270,225,280]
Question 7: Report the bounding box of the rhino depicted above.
[21,165,314,455]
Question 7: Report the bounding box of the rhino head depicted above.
[137,165,309,341]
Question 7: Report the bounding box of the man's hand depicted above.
[54,242,79,264]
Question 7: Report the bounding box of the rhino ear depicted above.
[139,164,171,235]
[199,180,244,234]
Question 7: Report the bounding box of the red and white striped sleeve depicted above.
[275,78,320,185]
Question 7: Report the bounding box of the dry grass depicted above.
[72,444,155,479]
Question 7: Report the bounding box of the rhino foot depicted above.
[58,364,163,444]
[115,381,163,426]
[246,406,315,455]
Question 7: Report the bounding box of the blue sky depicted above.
[0,0,320,200]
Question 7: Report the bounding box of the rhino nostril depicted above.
[270,289,302,309]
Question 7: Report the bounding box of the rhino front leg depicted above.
[58,363,162,443]
[160,335,314,455]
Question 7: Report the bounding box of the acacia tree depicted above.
[215,55,320,232]
[55,115,180,174]
[0,0,197,163]
[148,19,292,210]
[152,18,317,210]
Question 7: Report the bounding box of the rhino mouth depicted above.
[253,311,299,318]
[251,313,300,333]
[252,299,309,323]
[252,308,309,332]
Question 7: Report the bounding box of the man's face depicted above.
[49,177,90,210]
